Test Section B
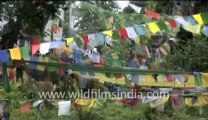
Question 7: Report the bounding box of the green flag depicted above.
[157,21,168,32]
[194,74,202,87]
[74,35,84,49]
[2,63,10,92]
[47,59,58,72]
[202,12,208,24]
[20,47,30,59]
[112,30,120,40]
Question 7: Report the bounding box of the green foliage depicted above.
[9,101,208,120]
[167,35,208,71]
[0,1,66,48]
[74,1,117,34]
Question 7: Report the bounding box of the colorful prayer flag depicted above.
[29,56,39,69]
[156,21,168,32]
[201,26,208,37]
[166,19,177,28]
[9,48,21,60]
[96,32,105,45]
[145,9,160,20]
[52,24,60,33]
[74,36,84,49]
[128,3,142,14]
[125,27,137,38]
[103,30,113,36]
[50,40,64,49]
[36,57,48,71]
[87,53,102,64]
[39,42,51,55]
[112,30,120,39]
[0,50,10,62]
[201,12,208,24]
[174,17,188,26]
[58,101,71,116]
[20,47,30,59]
[183,23,201,34]
[134,25,145,36]
[119,28,129,39]
[31,36,40,55]
[88,33,98,48]
[66,37,74,45]
[82,35,89,43]
[192,14,204,25]
[186,16,197,25]
[147,22,160,33]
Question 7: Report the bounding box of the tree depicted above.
[0,1,66,49]
[73,1,118,34]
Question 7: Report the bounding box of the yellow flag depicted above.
[193,14,204,25]
[111,53,119,59]
[66,37,74,45]
[9,48,21,60]
[183,22,201,34]
[201,73,208,87]
[133,36,140,45]
[75,99,95,109]
[147,22,160,33]
[185,94,208,107]
[150,96,169,108]
[116,77,126,85]
[159,47,168,55]
[36,57,49,71]
[103,30,113,36]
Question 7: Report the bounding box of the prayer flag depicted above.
[148,22,160,33]
[9,48,21,60]
[145,9,160,20]
[66,37,74,45]
[31,36,40,55]
[166,19,177,28]
[103,30,113,36]
[0,50,10,62]
[39,42,51,55]
[20,47,30,59]
[193,14,204,25]
[128,3,142,13]
[134,25,145,36]
[119,28,129,39]
[125,27,137,38]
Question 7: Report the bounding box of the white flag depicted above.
[39,42,51,55]
[128,3,142,14]
[174,17,188,27]
[58,101,71,116]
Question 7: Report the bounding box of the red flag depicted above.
[141,45,148,57]
[166,74,174,82]
[52,24,60,33]
[58,59,66,77]
[81,35,89,43]
[145,9,160,20]
[19,101,32,113]
[166,19,177,28]
[120,85,140,106]
[31,36,40,55]
[114,74,123,79]
[172,94,180,109]
[119,28,128,39]
[7,68,15,81]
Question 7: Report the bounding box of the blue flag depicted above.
[0,50,10,62]
[134,25,145,36]
[186,16,197,25]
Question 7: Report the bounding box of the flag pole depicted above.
[2,62,10,92]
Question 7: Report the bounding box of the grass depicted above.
[9,100,208,120]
